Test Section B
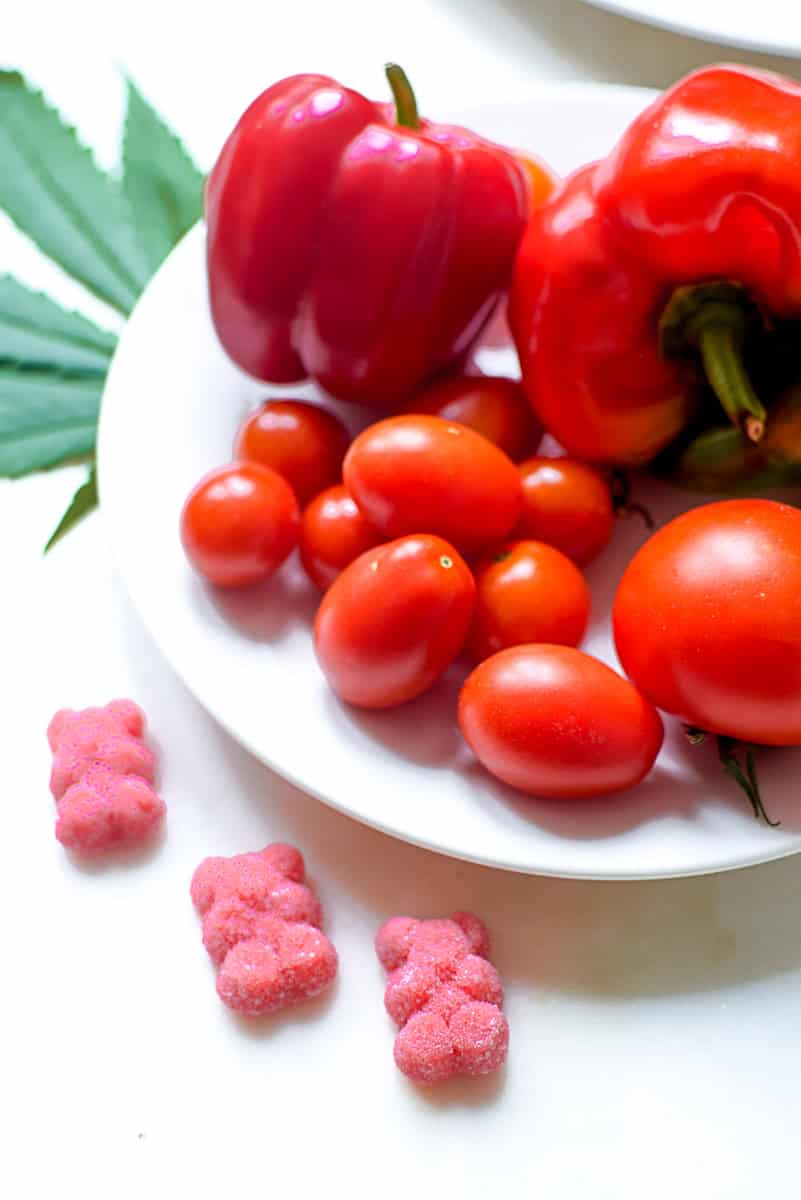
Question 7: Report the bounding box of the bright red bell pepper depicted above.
[511,65,801,467]
[206,66,531,406]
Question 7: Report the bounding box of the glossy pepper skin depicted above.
[511,65,801,467]
[206,70,530,406]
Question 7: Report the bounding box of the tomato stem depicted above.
[385,63,420,130]
[716,736,779,826]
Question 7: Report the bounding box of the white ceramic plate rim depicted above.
[579,0,801,59]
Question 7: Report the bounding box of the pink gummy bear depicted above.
[375,911,509,1084]
[47,700,165,853]
[190,843,338,1016]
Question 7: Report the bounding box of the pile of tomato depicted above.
[180,373,801,820]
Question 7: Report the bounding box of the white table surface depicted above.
[4,4,801,1197]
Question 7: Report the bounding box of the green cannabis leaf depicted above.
[0,69,205,549]
[0,275,116,372]
[44,463,98,553]
[123,79,204,273]
[0,366,102,476]
[0,72,150,314]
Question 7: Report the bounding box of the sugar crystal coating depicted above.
[47,701,165,853]
[375,912,508,1084]
[191,843,337,1016]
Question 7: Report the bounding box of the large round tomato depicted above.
[516,456,614,566]
[613,499,801,745]
[234,399,349,506]
[458,645,663,797]
[468,540,590,661]
[300,484,382,590]
[404,375,541,461]
[343,415,522,553]
[314,534,475,709]
[180,462,299,588]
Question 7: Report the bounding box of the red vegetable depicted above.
[404,375,541,461]
[511,66,801,465]
[614,499,801,748]
[300,484,382,590]
[458,645,663,798]
[180,462,299,588]
[468,540,590,661]
[206,65,530,405]
[344,414,522,553]
[516,456,614,566]
[314,534,475,708]
[234,400,349,507]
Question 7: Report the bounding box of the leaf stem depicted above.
[716,736,779,827]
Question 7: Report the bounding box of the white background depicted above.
[4,3,801,1197]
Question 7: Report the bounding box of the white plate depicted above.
[98,81,801,880]
[580,0,801,59]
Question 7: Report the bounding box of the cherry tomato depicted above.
[469,540,590,661]
[180,462,299,588]
[458,645,663,797]
[343,415,522,554]
[314,534,475,709]
[300,484,382,590]
[404,375,541,461]
[234,400,349,506]
[613,499,801,745]
[516,456,614,566]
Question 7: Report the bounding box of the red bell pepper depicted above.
[206,65,531,406]
[511,65,801,467]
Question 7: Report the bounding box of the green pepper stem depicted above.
[717,737,779,826]
[385,63,420,130]
[697,324,766,443]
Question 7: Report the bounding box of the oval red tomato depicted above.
[516,456,614,566]
[613,498,801,745]
[234,399,349,506]
[300,484,382,590]
[404,375,541,461]
[458,644,663,797]
[314,534,475,709]
[468,540,590,661]
[180,462,299,588]
[343,415,522,553]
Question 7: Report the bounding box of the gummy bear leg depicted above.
[216,939,284,1015]
[276,924,338,1004]
[393,1011,456,1084]
[450,1001,509,1077]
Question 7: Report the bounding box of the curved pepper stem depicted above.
[696,322,765,443]
[660,283,767,443]
[385,63,420,130]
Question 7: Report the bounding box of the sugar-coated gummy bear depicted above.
[47,700,165,853]
[375,911,508,1084]
[191,843,338,1016]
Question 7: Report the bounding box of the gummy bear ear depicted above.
[106,699,145,737]
[46,709,76,751]
[260,843,305,882]
[450,912,491,959]
[375,916,419,971]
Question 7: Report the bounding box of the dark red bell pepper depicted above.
[206,66,530,406]
[511,65,801,467]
